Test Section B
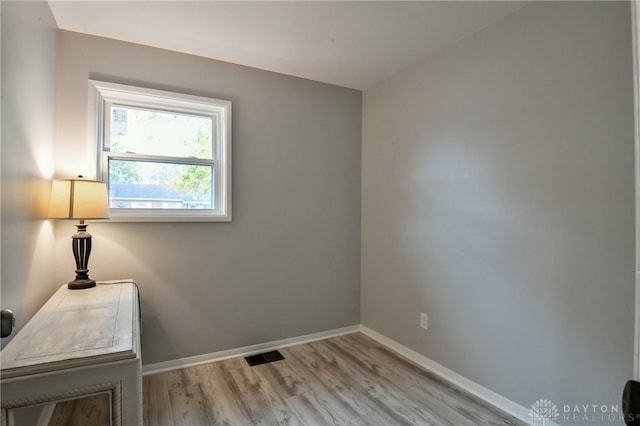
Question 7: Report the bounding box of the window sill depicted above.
[103,210,232,223]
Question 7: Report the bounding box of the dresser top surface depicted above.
[1,282,139,379]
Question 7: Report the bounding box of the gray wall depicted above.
[361,1,634,416]
[1,1,59,348]
[54,31,362,365]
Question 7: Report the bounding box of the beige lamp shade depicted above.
[49,178,110,220]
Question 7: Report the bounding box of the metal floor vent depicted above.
[245,350,285,367]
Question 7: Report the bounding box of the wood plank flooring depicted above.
[143,333,526,426]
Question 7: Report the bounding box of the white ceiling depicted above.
[48,1,526,90]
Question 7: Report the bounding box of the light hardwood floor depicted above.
[143,333,526,425]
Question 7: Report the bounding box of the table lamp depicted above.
[49,176,110,289]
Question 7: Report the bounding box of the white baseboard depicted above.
[359,325,545,426]
[36,403,56,426]
[142,325,360,376]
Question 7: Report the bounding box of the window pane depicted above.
[109,159,214,209]
[110,105,213,159]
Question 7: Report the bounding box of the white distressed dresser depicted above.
[0,281,142,426]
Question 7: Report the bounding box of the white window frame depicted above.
[90,80,232,222]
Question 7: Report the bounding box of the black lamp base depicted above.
[68,278,96,290]
[69,222,96,290]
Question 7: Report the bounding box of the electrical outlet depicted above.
[420,312,428,330]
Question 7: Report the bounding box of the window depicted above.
[90,80,231,221]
